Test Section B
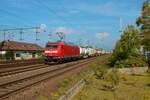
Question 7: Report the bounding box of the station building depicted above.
[0,40,43,60]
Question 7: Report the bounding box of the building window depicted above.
[32,52,36,58]
[16,53,20,57]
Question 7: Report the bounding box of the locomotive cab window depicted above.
[46,44,58,48]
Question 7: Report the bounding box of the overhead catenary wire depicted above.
[33,0,76,42]
[0,4,40,41]
[0,0,75,42]
[33,0,74,27]
[0,26,41,41]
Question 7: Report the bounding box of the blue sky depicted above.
[0,0,144,50]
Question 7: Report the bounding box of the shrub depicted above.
[109,25,148,68]
[104,68,120,90]
[115,55,148,68]
[147,59,150,72]
[38,96,48,100]
[0,54,2,59]
[5,50,14,60]
[59,79,70,87]
[147,58,150,67]
[94,65,108,79]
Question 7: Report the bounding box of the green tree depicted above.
[109,25,142,67]
[136,0,150,86]
[136,0,150,51]
[5,50,14,60]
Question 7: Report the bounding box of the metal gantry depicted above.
[0,26,41,41]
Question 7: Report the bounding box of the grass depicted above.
[73,74,150,100]
[38,56,109,100]
[50,56,108,100]
[38,96,48,100]
[50,75,82,100]
[72,57,150,100]
[38,73,84,100]
[38,55,150,100]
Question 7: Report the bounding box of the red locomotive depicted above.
[44,41,80,63]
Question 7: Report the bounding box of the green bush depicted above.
[104,68,120,90]
[147,58,150,67]
[115,56,147,68]
[94,65,108,79]
[0,54,4,59]
[40,55,45,62]
[38,96,48,100]
[147,59,150,72]
[108,55,118,66]
[59,79,70,87]
[109,25,148,68]
[5,50,14,60]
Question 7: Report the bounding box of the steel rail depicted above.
[0,57,96,100]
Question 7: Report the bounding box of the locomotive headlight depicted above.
[45,50,50,53]
[44,50,58,53]
[52,50,58,53]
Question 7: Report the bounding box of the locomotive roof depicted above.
[47,41,78,46]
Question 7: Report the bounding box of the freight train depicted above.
[44,41,103,64]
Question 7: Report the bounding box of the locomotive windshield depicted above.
[46,44,58,48]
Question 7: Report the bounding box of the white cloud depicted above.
[96,32,109,40]
[53,27,73,34]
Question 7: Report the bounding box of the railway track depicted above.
[0,58,88,77]
[0,59,42,68]
[0,64,46,77]
[0,57,96,100]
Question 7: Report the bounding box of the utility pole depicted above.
[119,17,123,33]
[19,29,23,41]
[78,34,83,46]
[48,32,52,42]
[87,40,90,47]
[8,32,14,40]
[78,38,82,46]
[3,30,6,40]
[35,27,40,41]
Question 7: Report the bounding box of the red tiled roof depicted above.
[0,40,43,51]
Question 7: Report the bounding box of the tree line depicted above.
[109,0,150,67]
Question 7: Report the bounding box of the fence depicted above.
[59,79,85,100]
